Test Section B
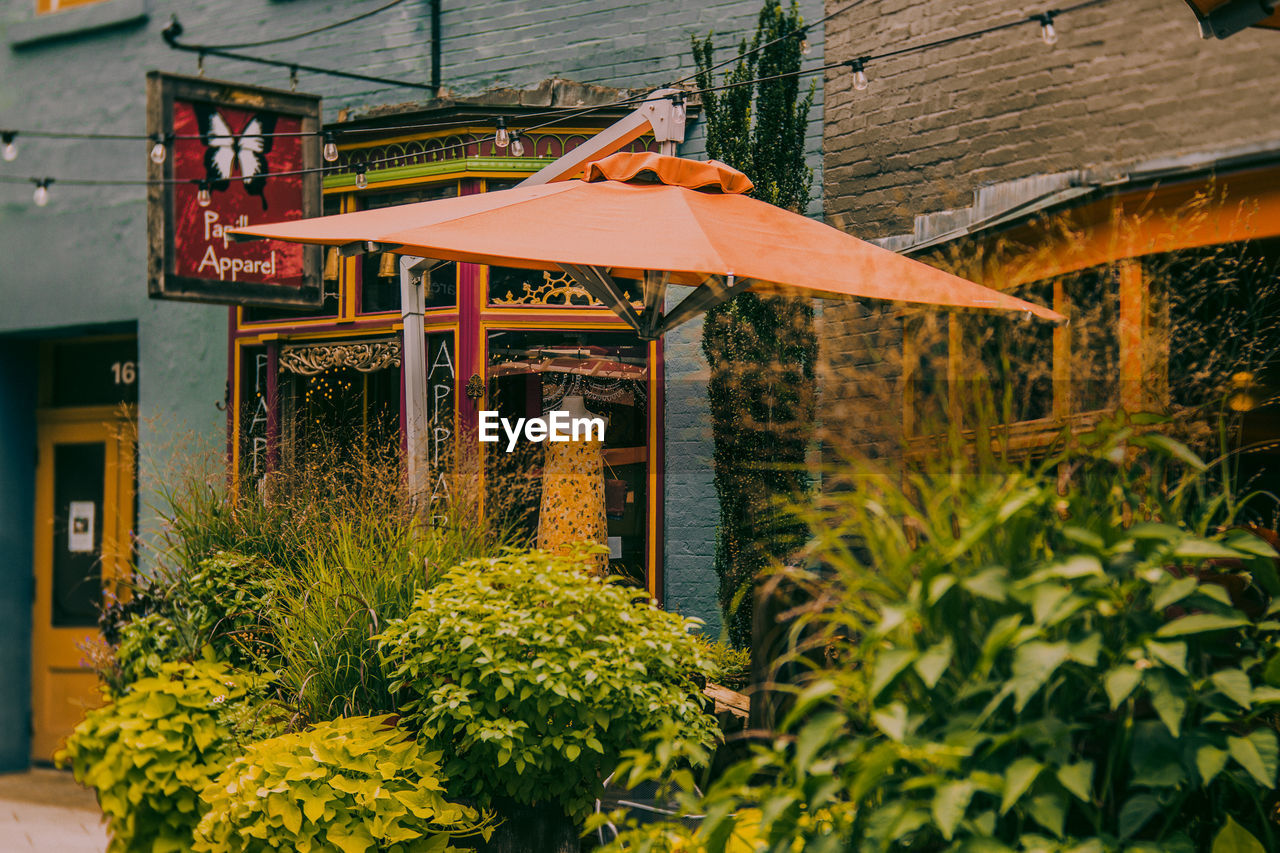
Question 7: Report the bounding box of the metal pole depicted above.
[400,255,429,501]
[431,0,442,94]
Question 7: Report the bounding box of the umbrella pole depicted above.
[400,255,430,510]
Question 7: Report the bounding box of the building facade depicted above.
[0,0,824,767]
[819,0,1280,471]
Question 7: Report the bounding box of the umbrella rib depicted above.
[558,264,644,334]
[658,274,754,336]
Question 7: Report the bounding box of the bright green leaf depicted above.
[1156,613,1247,637]
[1105,666,1142,710]
[1196,744,1229,785]
[1212,669,1254,710]
[1000,757,1043,814]
[1212,815,1266,853]
[932,780,975,840]
[1056,761,1093,803]
[1228,730,1278,788]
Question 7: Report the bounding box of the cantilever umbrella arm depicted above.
[558,264,752,340]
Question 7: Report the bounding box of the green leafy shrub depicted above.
[195,715,495,853]
[106,612,184,695]
[57,660,277,853]
[701,638,752,690]
[379,549,720,820]
[88,551,277,700]
[608,427,1280,851]
[166,550,276,669]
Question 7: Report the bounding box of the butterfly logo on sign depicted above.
[193,105,278,210]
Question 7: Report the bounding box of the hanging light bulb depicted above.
[322,131,339,163]
[509,132,525,157]
[849,58,869,91]
[1035,12,1058,45]
[149,134,167,165]
[323,247,340,281]
[32,178,51,207]
[196,180,212,207]
[671,93,686,123]
[798,28,812,56]
[355,162,368,189]
[1,132,16,162]
[494,117,510,150]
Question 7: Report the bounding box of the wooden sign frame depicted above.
[146,71,324,307]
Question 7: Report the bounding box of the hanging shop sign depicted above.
[146,72,324,307]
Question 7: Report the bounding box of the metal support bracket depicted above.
[655,274,752,336]
[518,88,687,187]
[559,264,645,334]
[642,270,669,339]
[339,240,390,257]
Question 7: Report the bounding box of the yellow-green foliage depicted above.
[700,638,751,689]
[195,715,495,853]
[56,660,272,853]
[379,549,721,820]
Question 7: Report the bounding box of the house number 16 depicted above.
[111,361,137,385]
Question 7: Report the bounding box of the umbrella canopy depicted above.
[230,152,1063,338]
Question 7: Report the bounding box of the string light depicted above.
[2,0,1110,205]
[670,92,686,123]
[1034,12,1059,45]
[322,131,339,162]
[149,133,169,164]
[196,179,212,207]
[508,131,525,158]
[848,57,869,91]
[798,27,812,56]
[31,178,51,207]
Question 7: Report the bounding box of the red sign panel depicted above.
[147,72,323,307]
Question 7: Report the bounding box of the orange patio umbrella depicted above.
[231,152,1063,337]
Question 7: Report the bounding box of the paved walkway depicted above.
[0,768,107,852]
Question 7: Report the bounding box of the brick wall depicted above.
[818,0,1280,454]
[824,0,1280,239]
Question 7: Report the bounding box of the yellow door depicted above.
[30,408,134,762]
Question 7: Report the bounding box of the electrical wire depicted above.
[0,91,673,188]
[191,0,411,50]
[0,0,1114,197]
[666,0,868,88]
[678,0,1112,99]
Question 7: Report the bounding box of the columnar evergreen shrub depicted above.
[195,715,495,853]
[378,549,720,820]
[606,427,1280,851]
[693,0,817,645]
[57,661,275,853]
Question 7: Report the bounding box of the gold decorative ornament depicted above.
[492,270,642,308]
[278,339,401,376]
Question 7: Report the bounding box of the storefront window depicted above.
[485,329,650,586]
[277,337,401,469]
